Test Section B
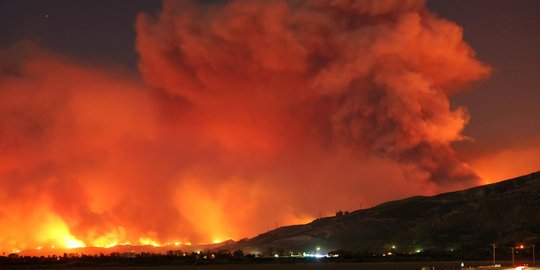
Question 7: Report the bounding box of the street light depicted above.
[532,244,535,267]
[512,247,515,266]
[513,244,536,266]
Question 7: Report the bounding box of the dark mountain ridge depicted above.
[234,171,540,254]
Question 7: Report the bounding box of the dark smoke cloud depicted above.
[0,0,489,253]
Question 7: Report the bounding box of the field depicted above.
[6,261,503,270]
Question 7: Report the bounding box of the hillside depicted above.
[234,171,540,254]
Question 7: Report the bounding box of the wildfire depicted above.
[39,214,86,250]
[64,237,86,249]
[93,240,132,249]
[90,228,130,248]
[139,237,162,247]
[0,0,499,255]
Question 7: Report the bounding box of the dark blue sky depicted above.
[427,0,540,158]
[0,0,161,66]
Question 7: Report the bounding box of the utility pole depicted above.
[533,244,535,267]
[512,247,515,266]
[491,244,496,266]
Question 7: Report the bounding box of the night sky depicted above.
[0,0,538,253]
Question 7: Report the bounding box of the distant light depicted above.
[391,245,396,249]
[519,244,524,249]
[274,254,279,258]
[303,252,330,258]
[387,252,392,255]
[416,249,422,253]
[316,247,321,251]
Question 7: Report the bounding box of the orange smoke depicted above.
[466,137,540,184]
[0,0,494,253]
[136,0,489,184]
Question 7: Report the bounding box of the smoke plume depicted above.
[0,0,489,253]
[137,0,489,183]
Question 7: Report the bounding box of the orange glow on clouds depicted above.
[469,140,540,184]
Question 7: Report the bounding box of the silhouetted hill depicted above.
[235,171,540,254]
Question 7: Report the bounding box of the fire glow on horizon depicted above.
[6,214,197,254]
[0,0,536,254]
